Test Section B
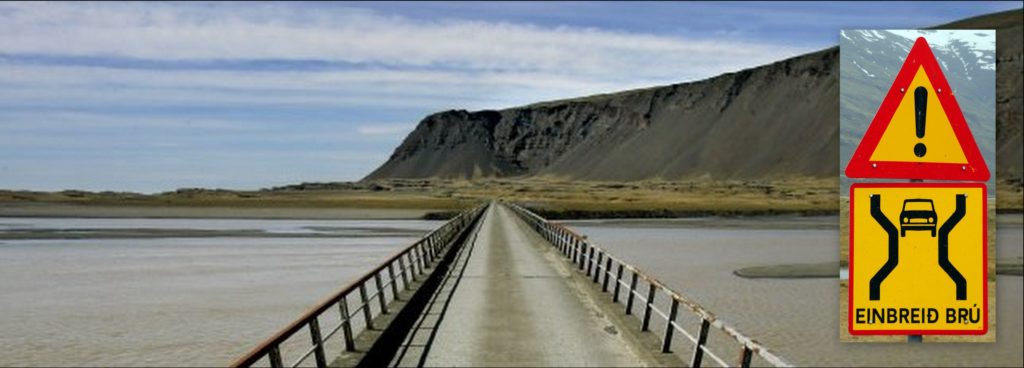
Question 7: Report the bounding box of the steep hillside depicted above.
[365,9,1021,182]
[942,9,1023,177]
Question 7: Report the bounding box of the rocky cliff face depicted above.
[365,10,1022,182]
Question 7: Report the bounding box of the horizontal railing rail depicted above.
[508,203,791,368]
[231,204,486,368]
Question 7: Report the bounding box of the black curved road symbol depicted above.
[869,194,898,301]
[868,194,968,301]
[939,194,967,300]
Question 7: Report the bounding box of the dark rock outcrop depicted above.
[365,9,1021,182]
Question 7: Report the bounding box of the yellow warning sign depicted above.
[869,67,967,164]
[849,183,987,335]
[844,36,990,181]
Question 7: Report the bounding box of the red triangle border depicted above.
[844,36,990,182]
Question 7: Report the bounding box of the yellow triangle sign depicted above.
[845,37,989,181]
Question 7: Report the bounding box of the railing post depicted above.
[589,244,598,276]
[338,297,355,352]
[613,263,624,302]
[574,239,583,268]
[267,345,283,368]
[407,252,418,280]
[422,242,432,269]
[739,346,753,368]
[308,317,327,368]
[374,273,388,314]
[579,241,587,269]
[602,257,613,292]
[416,243,428,270]
[358,284,374,330]
[662,299,679,353]
[387,263,399,299]
[562,232,569,254]
[592,251,603,283]
[424,237,434,263]
[642,283,656,331]
[433,236,441,258]
[691,318,711,367]
[625,272,638,315]
[397,257,409,287]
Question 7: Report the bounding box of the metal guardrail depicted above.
[231,204,486,368]
[508,203,792,368]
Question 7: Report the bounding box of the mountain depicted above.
[945,9,1023,178]
[365,9,1022,182]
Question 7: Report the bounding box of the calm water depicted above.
[1,216,1020,367]
[569,215,1024,367]
[0,218,439,367]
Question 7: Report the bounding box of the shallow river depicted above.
[0,216,1020,366]
[0,218,439,366]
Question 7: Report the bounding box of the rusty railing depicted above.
[231,204,486,368]
[508,203,791,368]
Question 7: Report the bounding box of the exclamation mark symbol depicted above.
[914,86,927,158]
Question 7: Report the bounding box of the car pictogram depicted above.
[900,198,937,237]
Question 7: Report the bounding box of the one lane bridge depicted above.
[232,202,791,368]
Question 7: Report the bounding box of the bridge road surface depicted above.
[423,203,649,367]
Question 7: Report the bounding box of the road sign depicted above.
[845,37,990,181]
[848,182,987,335]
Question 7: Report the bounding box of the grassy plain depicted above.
[1,177,1019,219]
[0,177,841,219]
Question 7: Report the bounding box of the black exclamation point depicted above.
[914,87,927,158]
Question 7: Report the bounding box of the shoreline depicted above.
[0,226,430,240]
[5,177,1020,221]
[734,258,1024,279]
[5,202,1021,222]
[522,207,839,220]
[0,203,440,220]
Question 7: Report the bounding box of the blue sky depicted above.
[0,1,1019,193]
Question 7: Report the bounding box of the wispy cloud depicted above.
[0,2,808,81]
[356,124,415,137]
[1,1,1011,191]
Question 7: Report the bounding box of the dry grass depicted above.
[0,177,838,212]
[2,176,1018,218]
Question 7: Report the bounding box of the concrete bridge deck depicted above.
[232,202,788,368]
[419,203,650,366]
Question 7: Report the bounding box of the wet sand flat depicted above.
[0,219,439,367]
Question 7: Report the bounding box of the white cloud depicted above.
[0,62,668,112]
[356,124,414,137]
[0,2,809,85]
[0,2,817,191]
